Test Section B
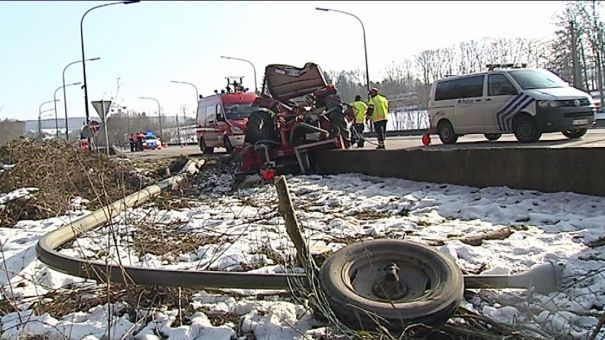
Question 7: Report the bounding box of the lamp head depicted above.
[315,7,330,11]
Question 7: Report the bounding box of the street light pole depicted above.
[220,56,258,94]
[139,96,163,141]
[315,7,370,95]
[63,57,100,141]
[170,80,199,117]
[80,1,139,132]
[38,99,60,137]
[55,82,82,138]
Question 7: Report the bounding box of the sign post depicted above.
[92,100,112,155]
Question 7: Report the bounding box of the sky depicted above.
[0,1,567,122]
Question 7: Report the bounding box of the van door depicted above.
[205,104,219,146]
[482,74,520,133]
[453,75,486,133]
[215,103,229,146]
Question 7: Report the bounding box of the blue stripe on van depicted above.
[502,97,534,131]
[496,93,534,131]
[496,94,528,130]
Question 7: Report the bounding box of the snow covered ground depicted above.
[1,172,605,339]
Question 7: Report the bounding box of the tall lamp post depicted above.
[38,99,60,137]
[80,1,139,131]
[54,82,81,138]
[139,96,163,140]
[170,80,199,117]
[62,57,100,141]
[220,56,258,94]
[315,7,370,95]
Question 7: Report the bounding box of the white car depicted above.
[143,134,161,150]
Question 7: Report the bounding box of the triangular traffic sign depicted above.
[91,100,112,121]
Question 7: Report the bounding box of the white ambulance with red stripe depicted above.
[428,64,596,144]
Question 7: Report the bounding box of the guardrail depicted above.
[36,160,306,289]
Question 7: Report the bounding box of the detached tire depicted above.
[484,133,502,141]
[513,116,541,143]
[562,128,587,139]
[319,239,463,332]
[437,120,458,144]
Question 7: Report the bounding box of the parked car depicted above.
[428,64,596,144]
[143,132,161,150]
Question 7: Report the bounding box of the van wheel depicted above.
[513,116,541,143]
[561,128,587,139]
[319,239,463,332]
[437,121,458,144]
[224,136,235,153]
[200,138,214,154]
[484,133,502,141]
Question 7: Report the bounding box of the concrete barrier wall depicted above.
[312,147,605,197]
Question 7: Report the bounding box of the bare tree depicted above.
[0,119,26,146]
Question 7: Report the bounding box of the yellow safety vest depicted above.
[368,94,389,122]
[351,100,368,124]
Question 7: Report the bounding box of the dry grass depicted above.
[32,284,199,319]
[131,218,229,260]
[352,210,393,220]
[0,139,189,228]
[0,139,145,227]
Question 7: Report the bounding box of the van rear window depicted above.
[435,80,457,101]
[435,75,484,101]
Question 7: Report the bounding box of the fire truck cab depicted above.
[196,77,258,154]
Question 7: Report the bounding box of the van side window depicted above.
[435,80,456,101]
[456,75,484,98]
[488,74,517,96]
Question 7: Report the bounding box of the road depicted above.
[120,129,605,160]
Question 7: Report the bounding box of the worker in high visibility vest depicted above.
[367,87,389,149]
[350,95,368,148]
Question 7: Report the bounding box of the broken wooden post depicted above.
[275,176,313,268]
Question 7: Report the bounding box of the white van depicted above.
[428,65,596,144]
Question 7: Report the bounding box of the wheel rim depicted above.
[519,123,533,138]
[440,126,451,140]
[342,254,440,303]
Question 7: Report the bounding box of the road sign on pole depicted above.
[91,100,112,121]
[92,100,112,155]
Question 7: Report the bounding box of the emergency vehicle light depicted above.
[486,63,527,71]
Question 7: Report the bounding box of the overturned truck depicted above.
[237,62,352,180]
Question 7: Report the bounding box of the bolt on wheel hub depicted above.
[372,263,408,300]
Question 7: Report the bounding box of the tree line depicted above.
[326,1,605,110]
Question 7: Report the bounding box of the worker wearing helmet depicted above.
[350,95,368,148]
[367,88,389,149]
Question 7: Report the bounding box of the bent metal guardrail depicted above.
[35,159,307,290]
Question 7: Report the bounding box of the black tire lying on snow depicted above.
[319,239,463,332]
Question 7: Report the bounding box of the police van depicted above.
[428,64,596,144]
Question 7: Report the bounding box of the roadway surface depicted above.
[120,129,605,161]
